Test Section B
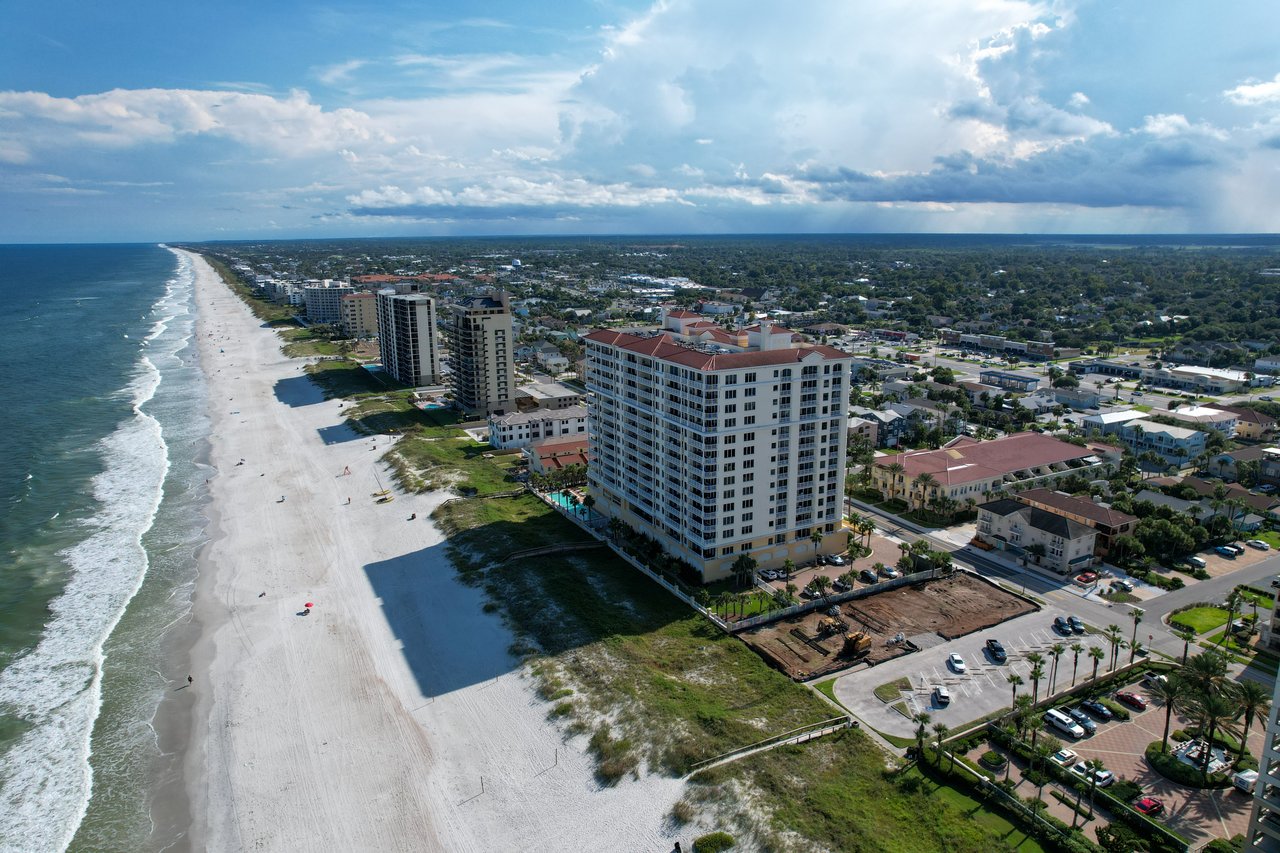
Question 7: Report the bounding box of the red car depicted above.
[1075,571,1099,585]
[1116,691,1148,710]
[1134,796,1164,816]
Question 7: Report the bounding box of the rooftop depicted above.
[584,328,850,371]
[1017,488,1138,528]
[979,498,1095,540]
[491,404,587,426]
[1124,419,1201,440]
[1083,409,1144,425]
[875,431,1101,485]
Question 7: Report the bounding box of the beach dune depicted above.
[178,251,683,852]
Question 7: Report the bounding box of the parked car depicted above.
[1134,796,1164,816]
[1215,546,1238,558]
[832,579,852,593]
[947,653,967,674]
[1053,615,1072,634]
[1068,615,1086,634]
[1225,543,1246,556]
[1071,761,1115,787]
[1051,748,1078,766]
[859,569,878,584]
[760,570,779,581]
[1116,691,1148,710]
[1184,556,1207,569]
[1080,699,1113,721]
[1113,578,1135,592]
[1259,484,1277,494]
[800,586,819,599]
[829,554,848,566]
[985,639,1008,663]
[1066,707,1097,734]
[878,565,901,579]
[1272,576,1280,590]
[1142,672,1168,688]
[934,685,951,705]
[1074,572,1099,585]
[1246,540,1270,551]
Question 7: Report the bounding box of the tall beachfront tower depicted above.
[1246,675,1280,849]
[376,289,441,388]
[584,314,853,583]
[446,292,516,417]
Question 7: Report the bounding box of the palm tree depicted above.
[1236,679,1272,760]
[1223,590,1245,650]
[1007,673,1024,712]
[1175,628,1195,665]
[1184,691,1242,782]
[913,712,931,762]
[781,558,795,580]
[1183,650,1230,699]
[1049,643,1065,695]
[886,461,906,502]
[812,574,832,605]
[1026,652,1045,702]
[912,472,937,512]
[1085,757,1105,817]
[1069,642,1084,687]
[1148,676,1188,751]
[1129,608,1144,664]
[810,530,824,565]
[1032,738,1059,805]
[1088,646,1105,682]
[932,722,951,770]
[1103,625,1124,671]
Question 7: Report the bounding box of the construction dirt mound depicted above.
[738,572,1036,681]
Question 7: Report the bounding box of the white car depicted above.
[1071,762,1115,787]
[947,653,967,674]
[1051,749,1078,766]
[1246,540,1271,551]
[934,685,951,705]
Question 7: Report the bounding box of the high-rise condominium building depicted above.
[585,316,853,582]
[446,292,515,417]
[303,279,355,325]
[1246,675,1280,850]
[376,289,441,387]
[340,291,379,338]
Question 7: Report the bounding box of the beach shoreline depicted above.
[161,250,683,852]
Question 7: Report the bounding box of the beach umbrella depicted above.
[304,602,314,608]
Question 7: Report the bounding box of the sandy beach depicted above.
[173,250,685,851]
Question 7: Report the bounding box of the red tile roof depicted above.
[875,432,1100,486]
[1017,488,1137,527]
[665,309,701,318]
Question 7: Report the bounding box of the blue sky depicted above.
[3,0,1279,242]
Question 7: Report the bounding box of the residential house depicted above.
[1217,405,1277,441]
[1082,410,1207,467]
[1263,448,1280,486]
[522,435,590,475]
[1054,387,1102,410]
[1205,445,1272,482]
[1015,488,1138,559]
[514,382,585,412]
[847,416,879,448]
[1167,405,1238,438]
[849,406,908,448]
[976,498,1098,574]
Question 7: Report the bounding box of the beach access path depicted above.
[181,251,684,852]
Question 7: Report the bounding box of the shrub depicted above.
[981,750,1005,768]
[693,831,735,852]
[1144,741,1232,789]
[1098,698,1131,721]
[671,800,696,825]
[1110,778,1142,802]
[1203,837,1244,853]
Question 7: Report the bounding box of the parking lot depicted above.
[1004,675,1263,848]
[832,607,1112,737]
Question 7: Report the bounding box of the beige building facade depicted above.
[446,293,516,417]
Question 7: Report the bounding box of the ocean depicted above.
[0,245,208,853]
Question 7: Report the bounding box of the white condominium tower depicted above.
[1246,674,1280,850]
[585,313,853,582]
[446,292,516,417]
[376,289,441,387]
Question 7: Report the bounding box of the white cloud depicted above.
[316,60,367,86]
[1224,72,1280,106]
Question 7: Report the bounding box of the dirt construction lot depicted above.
[740,572,1037,680]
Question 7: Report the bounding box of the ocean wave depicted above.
[0,252,195,853]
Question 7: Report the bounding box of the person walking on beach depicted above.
[187,675,193,685]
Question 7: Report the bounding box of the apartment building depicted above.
[303,280,355,325]
[1082,411,1208,467]
[446,292,516,418]
[979,369,1041,393]
[870,432,1116,511]
[1167,405,1238,437]
[340,291,379,338]
[1014,488,1137,559]
[376,289,441,388]
[584,323,853,582]
[976,498,1098,574]
[488,405,587,449]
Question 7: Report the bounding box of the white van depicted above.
[1234,769,1259,794]
[1044,708,1086,739]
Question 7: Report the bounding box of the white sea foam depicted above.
[0,251,195,853]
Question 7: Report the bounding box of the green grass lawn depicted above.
[705,733,1048,853]
[1170,606,1229,634]
[875,677,911,703]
